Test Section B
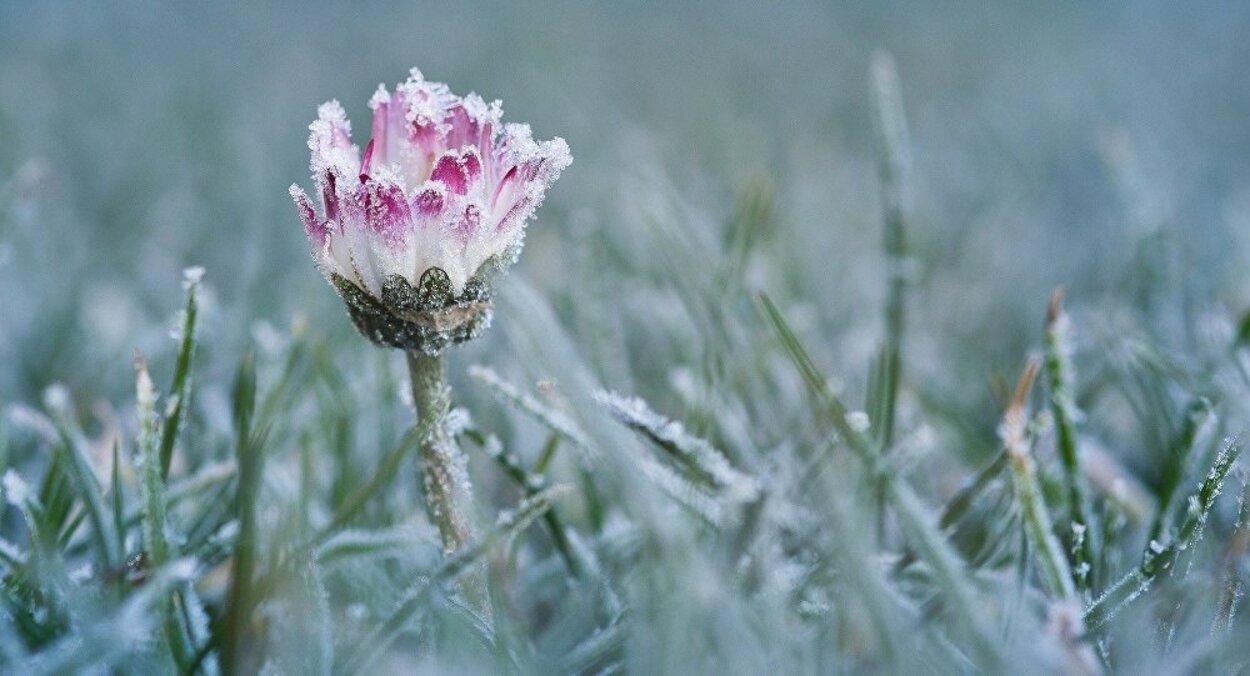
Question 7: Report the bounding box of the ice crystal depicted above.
[290,68,571,353]
[2,470,31,508]
[847,410,871,434]
[594,389,759,504]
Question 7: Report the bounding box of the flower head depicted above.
[290,68,571,354]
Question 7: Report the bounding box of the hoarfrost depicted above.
[847,410,871,434]
[181,265,205,288]
[3,470,31,508]
[594,389,759,503]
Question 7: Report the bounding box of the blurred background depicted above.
[4,1,1250,412]
[4,2,1250,671]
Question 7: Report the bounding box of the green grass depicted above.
[2,7,1250,672]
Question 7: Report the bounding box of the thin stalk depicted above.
[159,268,201,479]
[1004,359,1077,600]
[534,433,560,476]
[1044,289,1094,592]
[870,51,911,452]
[406,351,485,606]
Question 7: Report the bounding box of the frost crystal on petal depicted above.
[291,67,571,353]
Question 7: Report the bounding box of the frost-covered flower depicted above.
[290,68,571,354]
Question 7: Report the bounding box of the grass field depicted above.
[2,2,1250,672]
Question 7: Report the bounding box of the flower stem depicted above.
[405,351,486,605]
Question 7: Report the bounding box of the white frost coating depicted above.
[3,469,31,508]
[135,362,157,412]
[292,68,572,295]
[210,520,241,551]
[181,265,205,288]
[594,389,760,503]
[0,537,24,566]
[847,410,871,434]
[1148,539,1165,555]
[445,407,472,438]
[42,383,71,416]
[633,453,727,526]
[6,403,60,443]
[467,365,594,453]
[69,563,95,583]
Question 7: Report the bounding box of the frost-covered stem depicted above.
[1085,436,1243,631]
[406,351,484,603]
[1005,359,1077,601]
[1044,290,1094,593]
[871,51,911,451]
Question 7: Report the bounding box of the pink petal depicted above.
[461,147,482,182]
[495,195,532,235]
[359,139,376,181]
[430,153,468,194]
[363,180,411,246]
[290,185,328,245]
[369,101,389,166]
[413,187,445,217]
[491,165,520,208]
[446,104,480,149]
[321,168,341,222]
[455,204,482,242]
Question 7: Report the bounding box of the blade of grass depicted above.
[467,365,594,454]
[870,51,913,451]
[757,292,999,663]
[1003,359,1077,600]
[1212,476,1249,634]
[110,440,126,567]
[310,423,424,547]
[340,486,567,674]
[463,430,582,577]
[593,389,759,502]
[1084,435,1244,631]
[18,559,197,676]
[134,357,196,671]
[49,417,120,572]
[159,267,203,479]
[1043,290,1094,592]
[37,452,74,549]
[1149,398,1212,543]
[218,351,263,674]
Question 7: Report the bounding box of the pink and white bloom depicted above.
[290,68,571,298]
